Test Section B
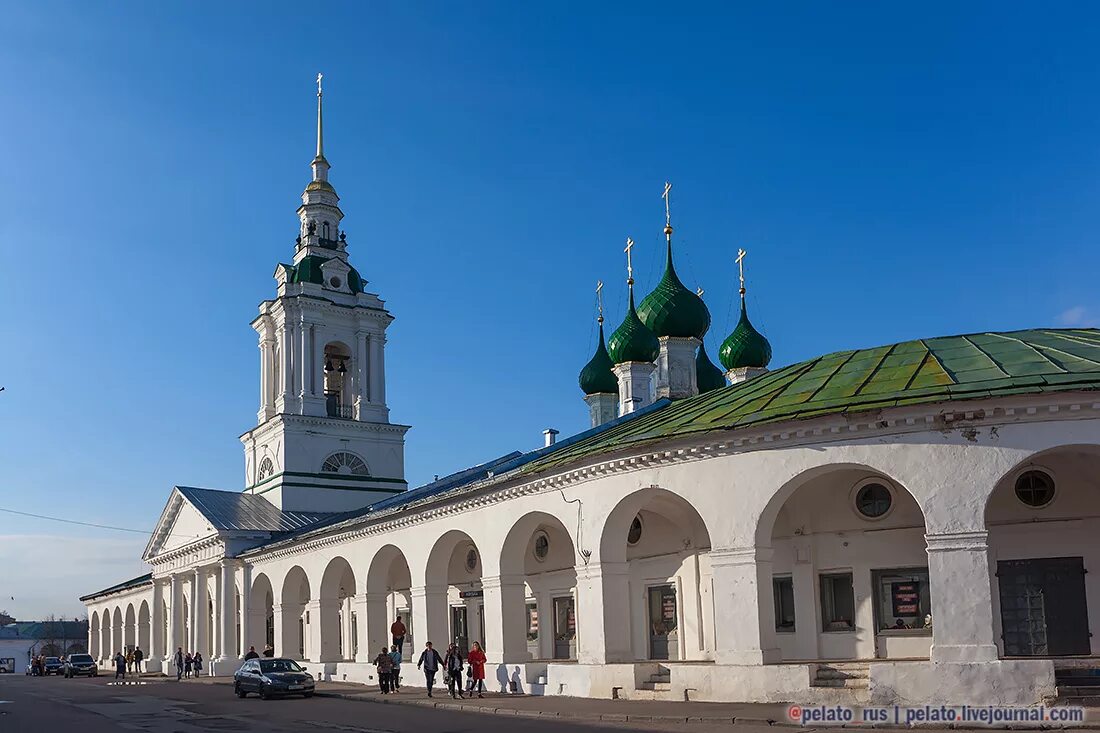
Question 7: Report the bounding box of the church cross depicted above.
[624,237,635,282]
[596,280,605,321]
[696,287,704,297]
[317,72,323,96]
[736,248,747,294]
[662,181,673,227]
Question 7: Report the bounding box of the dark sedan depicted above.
[233,658,315,699]
[64,653,98,677]
[42,657,64,676]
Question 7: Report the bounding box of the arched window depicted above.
[258,457,275,481]
[321,452,370,476]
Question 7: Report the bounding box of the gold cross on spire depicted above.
[736,248,747,296]
[314,72,325,162]
[662,181,673,236]
[624,237,635,284]
[696,286,704,297]
[317,72,323,96]
[596,280,605,323]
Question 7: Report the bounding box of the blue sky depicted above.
[1,1,1099,618]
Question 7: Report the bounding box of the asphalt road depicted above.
[0,673,786,733]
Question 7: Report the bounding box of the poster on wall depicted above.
[891,581,920,616]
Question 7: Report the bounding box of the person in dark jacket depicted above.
[114,651,126,679]
[184,652,193,679]
[416,641,444,698]
[193,652,203,678]
[444,643,465,699]
[244,646,260,660]
[374,646,394,693]
[174,647,184,681]
[133,646,144,673]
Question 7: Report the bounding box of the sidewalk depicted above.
[187,677,1100,729]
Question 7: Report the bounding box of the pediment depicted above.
[142,488,219,562]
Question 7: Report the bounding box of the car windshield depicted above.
[70,655,93,663]
[259,659,304,673]
[45,657,60,663]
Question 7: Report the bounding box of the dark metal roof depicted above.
[79,573,153,602]
[176,486,334,533]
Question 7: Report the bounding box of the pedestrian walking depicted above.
[114,651,126,679]
[389,645,402,691]
[390,615,407,655]
[244,645,260,660]
[184,652,193,679]
[444,642,464,699]
[126,649,134,673]
[374,646,394,693]
[133,646,144,673]
[467,641,486,697]
[174,647,184,681]
[416,641,444,698]
[193,652,203,677]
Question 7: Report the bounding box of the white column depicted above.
[369,333,386,406]
[613,362,657,416]
[192,568,208,656]
[710,547,781,665]
[166,574,181,662]
[318,598,341,661]
[305,599,323,661]
[217,562,235,662]
[356,331,368,411]
[237,564,252,659]
[410,586,448,653]
[299,323,311,399]
[272,603,286,658]
[925,531,999,663]
[279,322,294,409]
[151,580,165,662]
[575,562,632,663]
[481,574,528,665]
[354,593,373,663]
[656,336,700,400]
[790,540,819,659]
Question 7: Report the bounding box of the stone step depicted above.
[648,673,671,683]
[1056,685,1100,697]
[1057,696,1100,707]
[815,669,869,680]
[812,678,870,689]
[640,681,672,692]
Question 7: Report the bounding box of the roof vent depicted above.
[543,428,560,448]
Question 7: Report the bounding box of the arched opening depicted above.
[322,342,353,418]
[100,611,111,662]
[758,465,930,662]
[365,545,412,660]
[124,603,137,653]
[600,487,713,662]
[111,607,123,658]
[89,611,100,660]
[500,512,578,661]
[426,530,484,654]
[986,444,1100,658]
[319,556,357,662]
[280,566,311,660]
[138,600,150,658]
[249,573,275,655]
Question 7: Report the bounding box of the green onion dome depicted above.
[719,299,772,371]
[637,240,711,340]
[696,342,727,393]
[608,288,660,364]
[579,322,619,395]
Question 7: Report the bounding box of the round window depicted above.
[627,515,643,545]
[533,533,549,562]
[329,277,341,288]
[465,548,478,573]
[855,482,893,519]
[1015,470,1055,508]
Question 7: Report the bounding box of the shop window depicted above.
[872,568,931,631]
[820,573,855,632]
[526,602,539,642]
[774,576,795,632]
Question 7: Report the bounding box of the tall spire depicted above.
[311,72,330,183]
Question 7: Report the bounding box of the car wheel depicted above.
[303,692,313,699]
[234,683,247,698]
[258,685,269,700]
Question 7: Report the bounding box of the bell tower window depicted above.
[323,342,353,418]
[321,452,369,476]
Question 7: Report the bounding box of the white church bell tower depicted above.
[240,75,409,512]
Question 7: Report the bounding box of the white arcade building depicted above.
[81,83,1100,707]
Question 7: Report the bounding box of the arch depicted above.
[249,572,275,654]
[279,566,311,660]
[425,529,482,588]
[322,341,354,417]
[100,611,111,661]
[365,545,413,658]
[425,530,483,653]
[499,511,579,662]
[257,457,275,481]
[985,444,1100,658]
[138,600,151,655]
[321,451,369,476]
[319,556,357,662]
[597,487,714,663]
[89,611,100,659]
[111,607,123,657]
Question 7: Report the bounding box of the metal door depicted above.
[998,557,1090,656]
[451,606,469,654]
[648,585,677,660]
[552,596,576,659]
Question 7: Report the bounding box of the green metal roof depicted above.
[637,240,711,339]
[607,287,660,364]
[719,299,772,370]
[696,342,727,393]
[289,255,364,294]
[579,322,619,395]
[526,328,1100,475]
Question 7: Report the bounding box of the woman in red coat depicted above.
[467,641,487,698]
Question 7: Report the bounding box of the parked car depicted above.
[42,657,64,676]
[64,654,98,678]
[233,658,314,699]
